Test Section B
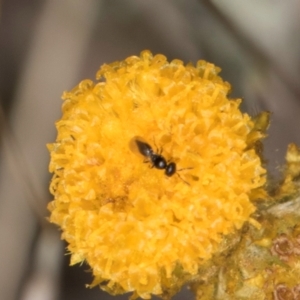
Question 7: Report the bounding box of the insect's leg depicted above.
[143,158,155,168]
[152,137,163,155]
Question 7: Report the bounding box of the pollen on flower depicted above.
[48,50,267,299]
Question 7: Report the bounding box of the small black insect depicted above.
[131,137,191,183]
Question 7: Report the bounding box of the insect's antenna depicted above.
[176,173,190,186]
[176,167,193,185]
[177,167,193,172]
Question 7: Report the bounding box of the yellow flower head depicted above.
[48,51,266,299]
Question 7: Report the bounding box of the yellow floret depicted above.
[48,50,266,299]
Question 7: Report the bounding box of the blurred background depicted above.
[1,0,300,299]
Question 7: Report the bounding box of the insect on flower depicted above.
[47,51,269,299]
[130,136,191,183]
